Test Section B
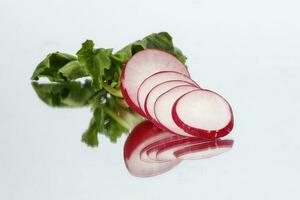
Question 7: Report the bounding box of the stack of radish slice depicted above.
[124,121,233,177]
[121,49,234,139]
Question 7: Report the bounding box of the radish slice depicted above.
[121,49,189,116]
[144,80,197,128]
[174,139,234,160]
[140,135,182,162]
[172,89,234,139]
[124,121,180,177]
[154,85,198,137]
[155,138,211,161]
[137,71,198,114]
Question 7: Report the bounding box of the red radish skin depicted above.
[172,89,234,139]
[137,71,198,114]
[121,79,145,116]
[145,135,187,161]
[155,138,212,161]
[174,139,234,160]
[121,49,189,116]
[144,80,198,128]
[140,135,183,163]
[123,121,180,177]
[154,85,199,137]
[124,121,234,177]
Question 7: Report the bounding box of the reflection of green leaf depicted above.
[31,80,96,107]
[81,108,101,147]
[82,91,143,146]
[32,81,143,147]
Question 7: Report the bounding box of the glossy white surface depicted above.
[0,0,300,199]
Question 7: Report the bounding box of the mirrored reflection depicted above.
[32,80,97,107]
[32,80,143,146]
[124,121,234,178]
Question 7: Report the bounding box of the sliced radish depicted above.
[172,89,234,139]
[155,137,211,161]
[174,139,234,160]
[137,71,198,114]
[121,49,189,116]
[144,80,197,128]
[123,121,180,177]
[140,135,182,163]
[154,85,198,137]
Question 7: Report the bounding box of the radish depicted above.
[154,85,198,137]
[174,139,234,160]
[155,137,211,161]
[140,135,182,163]
[121,49,189,116]
[123,121,180,177]
[144,135,185,161]
[137,71,198,114]
[144,80,198,128]
[172,89,234,139]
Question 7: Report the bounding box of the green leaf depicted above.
[103,83,122,98]
[114,32,187,63]
[76,40,113,89]
[58,60,88,80]
[31,80,97,107]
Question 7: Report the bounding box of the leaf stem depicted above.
[103,83,123,98]
[101,106,131,130]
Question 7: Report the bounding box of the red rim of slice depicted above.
[140,134,183,162]
[144,80,199,127]
[174,139,234,160]
[123,121,180,177]
[154,85,199,137]
[172,89,234,139]
[137,70,198,113]
[121,49,190,117]
[121,66,146,116]
[155,137,212,161]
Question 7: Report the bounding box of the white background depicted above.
[0,0,299,199]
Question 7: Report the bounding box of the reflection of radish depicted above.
[174,139,234,160]
[121,49,189,116]
[172,89,234,139]
[124,121,234,177]
[154,85,198,137]
[155,138,211,161]
[140,135,182,162]
[145,80,197,128]
[123,121,180,177]
[137,71,198,114]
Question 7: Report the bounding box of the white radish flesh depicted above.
[156,138,211,161]
[121,49,189,116]
[172,89,234,139]
[140,134,180,163]
[137,71,198,114]
[154,85,198,137]
[145,80,197,127]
